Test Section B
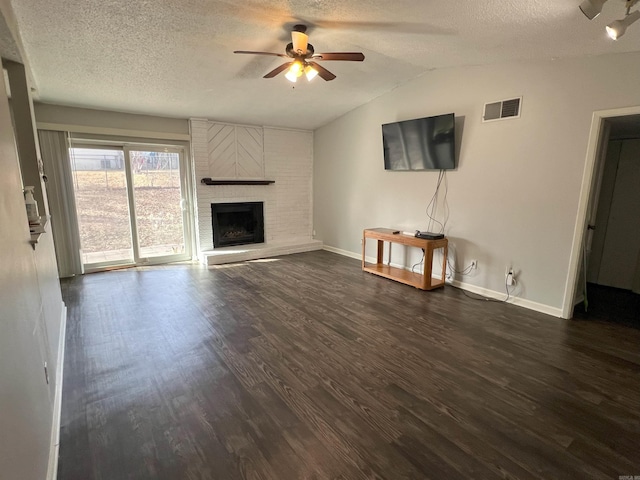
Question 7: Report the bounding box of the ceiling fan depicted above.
[233,24,365,82]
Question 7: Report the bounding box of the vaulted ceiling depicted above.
[9,0,640,129]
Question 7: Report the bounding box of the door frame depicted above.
[69,137,196,271]
[563,105,640,318]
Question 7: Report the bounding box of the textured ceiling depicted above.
[0,3,21,62]
[9,0,640,130]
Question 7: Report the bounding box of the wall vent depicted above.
[482,97,522,122]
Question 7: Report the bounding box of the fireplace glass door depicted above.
[212,202,264,247]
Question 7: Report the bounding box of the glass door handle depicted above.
[180,199,187,211]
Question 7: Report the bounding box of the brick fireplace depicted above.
[190,119,322,264]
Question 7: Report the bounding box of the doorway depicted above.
[568,109,640,323]
[69,143,192,271]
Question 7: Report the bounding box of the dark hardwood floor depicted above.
[573,282,640,329]
[58,251,640,480]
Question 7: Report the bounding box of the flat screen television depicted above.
[382,113,456,171]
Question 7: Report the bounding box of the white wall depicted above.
[0,68,64,479]
[191,120,313,252]
[314,51,640,316]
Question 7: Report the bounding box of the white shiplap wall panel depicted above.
[236,126,264,178]
[207,123,237,178]
[206,123,264,179]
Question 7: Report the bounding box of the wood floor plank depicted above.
[58,251,640,480]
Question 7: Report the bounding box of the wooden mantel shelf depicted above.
[201,178,275,186]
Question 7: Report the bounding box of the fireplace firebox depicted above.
[211,202,264,248]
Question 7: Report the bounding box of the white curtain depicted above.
[38,130,83,277]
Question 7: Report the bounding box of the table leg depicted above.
[440,243,448,285]
[423,245,434,289]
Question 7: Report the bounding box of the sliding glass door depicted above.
[129,149,187,259]
[69,147,134,266]
[69,143,191,271]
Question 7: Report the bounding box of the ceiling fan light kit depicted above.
[284,61,303,82]
[580,0,640,39]
[233,24,365,82]
[304,65,319,81]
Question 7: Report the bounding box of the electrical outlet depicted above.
[470,259,477,270]
[506,266,515,286]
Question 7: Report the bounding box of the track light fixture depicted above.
[580,0,639,40]
[579,0,608,19]
[606,8,640,39]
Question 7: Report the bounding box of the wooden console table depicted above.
[362,228,448,290]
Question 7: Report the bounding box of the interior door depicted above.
[597,139,640,289]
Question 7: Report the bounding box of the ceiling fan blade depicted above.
[263,62,292,78]
[313,52,365,61]
[307,61,336,81]
[234,50,287,58]
[291,31,309,55]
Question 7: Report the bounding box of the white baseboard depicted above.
[324,245,442,276]
[47,303,67,480]
[323,245,361,261]
[323,246,408,269]
[446,278,563,318]
[324,245,563,318]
